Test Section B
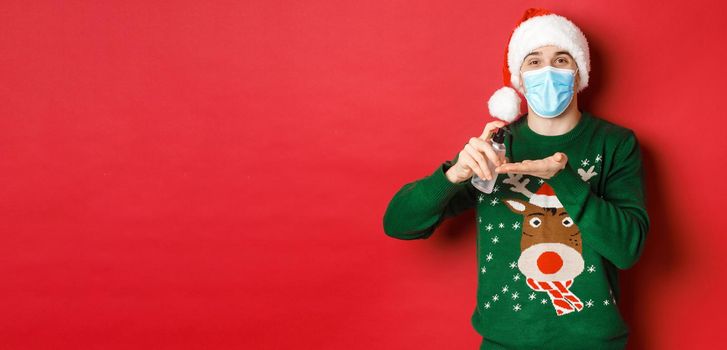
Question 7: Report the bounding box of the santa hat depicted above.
[529,183,563,208]
[487,8,590,122]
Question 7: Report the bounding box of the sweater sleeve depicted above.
[383,154,478,240]
[546,131,650,270]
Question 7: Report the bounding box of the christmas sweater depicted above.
[383,111,649,349]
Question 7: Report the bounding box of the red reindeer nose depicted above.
[537,251,563,274]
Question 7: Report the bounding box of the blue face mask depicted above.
[521,66,578,118]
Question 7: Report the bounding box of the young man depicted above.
[383,8,649,350]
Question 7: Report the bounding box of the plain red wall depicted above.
[2,0,725,348]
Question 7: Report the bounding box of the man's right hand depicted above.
[445,120,509,184]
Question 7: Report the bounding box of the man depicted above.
[383,8,649,350]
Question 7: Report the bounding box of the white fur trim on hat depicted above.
[487,86,521,122]
[507,14,590,94]
[529,193,563,208]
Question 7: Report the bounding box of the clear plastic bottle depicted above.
[471,128,507,193]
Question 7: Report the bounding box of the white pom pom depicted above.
[487,87,522,122]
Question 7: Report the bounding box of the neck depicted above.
[526,100,582,136]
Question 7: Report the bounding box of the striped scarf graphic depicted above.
[526,277,583,316]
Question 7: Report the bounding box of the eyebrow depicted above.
[524,51,574,60]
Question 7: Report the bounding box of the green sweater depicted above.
[383,111,649,349]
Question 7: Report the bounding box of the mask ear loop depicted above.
[560,66,579,113]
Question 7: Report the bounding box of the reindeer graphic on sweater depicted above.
[502,174,589,316]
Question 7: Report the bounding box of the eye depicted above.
[528,217,542,228]
[529,59,539,65]
[562,217,574,227]
[556,57,569,64]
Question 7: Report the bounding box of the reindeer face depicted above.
[503,198,582,253]
[503,198,585,282]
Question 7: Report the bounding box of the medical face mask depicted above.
[521,66,578,118]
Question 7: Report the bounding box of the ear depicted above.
[574,66,581,92]
[575,71,580,91]
[503,198,529,214]
[519,71,526,94]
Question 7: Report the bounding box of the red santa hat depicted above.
[487,8,591,122]
[529,183,563,208]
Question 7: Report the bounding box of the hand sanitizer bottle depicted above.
[471,128,506,193]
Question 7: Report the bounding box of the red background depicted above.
[2,1,725,349]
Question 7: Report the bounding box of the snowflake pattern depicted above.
[573,154,603,182]
[511,292,519,300]
[481,266,487,274]
[509,261,517,269]
[485,224,493,232]
[491,236,499,244]
[484,302,491,309]
[490,198,499,206]
[486,252,493,261]
[513,274,521,281]
[478,194,485,203]
[513,304,521,312]
[603,299,610,306]
[492,294,499,302]
[529,293,536,300]
[501,285,509,293]
[587,265,596,273]
[498,222,505,229]
[493,185,500,193]
[538,178,544,185]
[512,221,521,230]
[541,298,548,304]
[586,299,594,308]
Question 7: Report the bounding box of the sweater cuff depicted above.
[546,162,591,199]
[420,161,471,204]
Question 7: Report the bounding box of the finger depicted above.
[496,166,530,174]
[552,152,568,164]
[462,156,486,179]
[496,161,539,174]
[470,137,503,167]
[546,154,567,172]
[464,143,492,180]
[526,159,550,172]
[495,162,523,173]
[479,120,507,140]
[464,144,489,179]
[456,151,482,178]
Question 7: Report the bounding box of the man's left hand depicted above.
[494,152,568,180]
